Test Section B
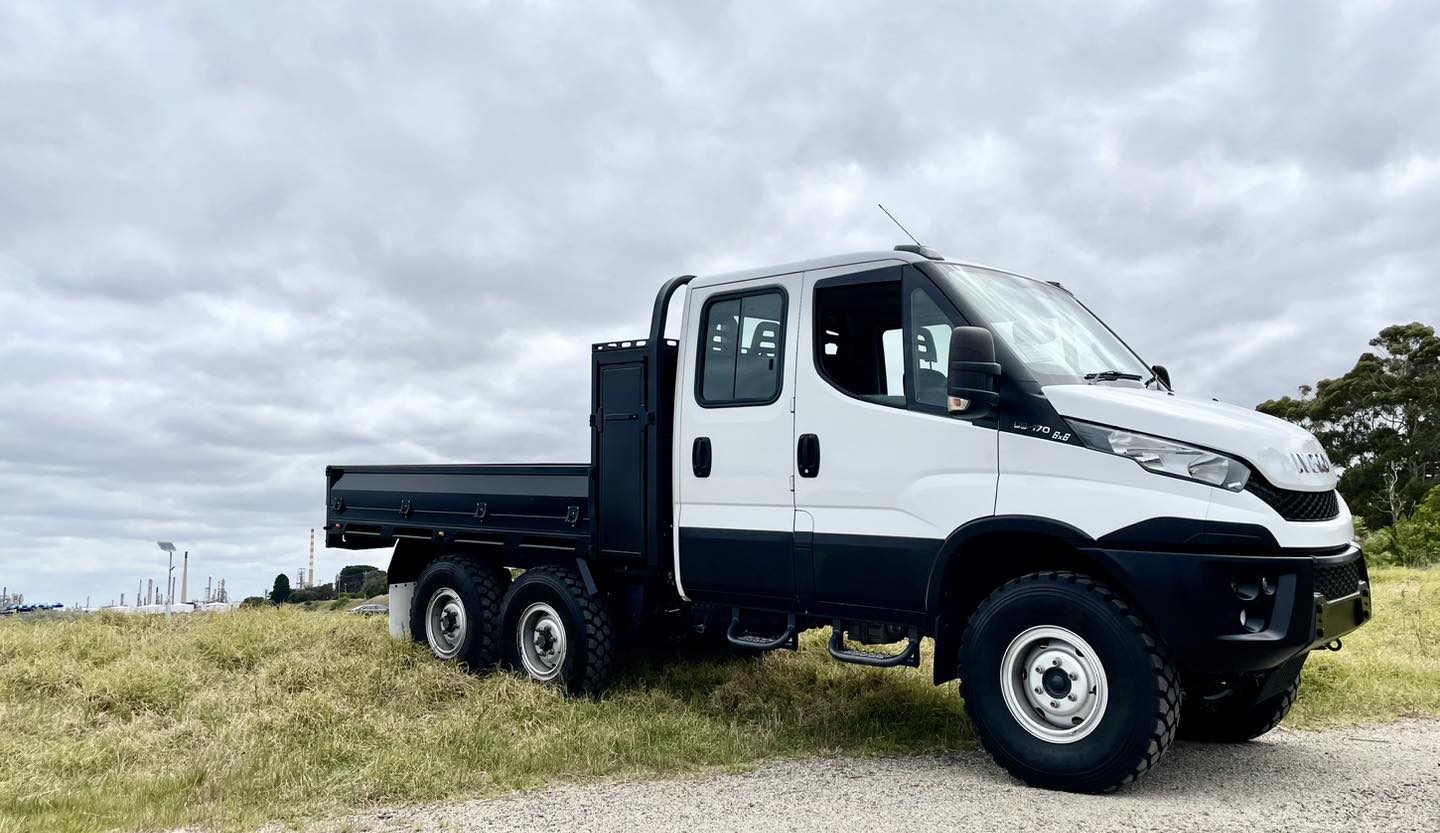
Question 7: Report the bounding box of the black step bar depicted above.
[828,621,921,668]
[726,609,798,651]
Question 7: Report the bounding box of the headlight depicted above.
[1068,419,1250,492]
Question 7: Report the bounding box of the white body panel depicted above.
[672,270,804,600]
[995,432,1214,537]
[793,263,998,542]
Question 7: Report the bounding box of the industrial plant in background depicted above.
[6,530,355,616]
[103,542,235,615]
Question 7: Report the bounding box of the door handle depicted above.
[692,436,712,478]
[797,433,820,478]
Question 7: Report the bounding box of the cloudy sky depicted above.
[2,1,1438,605]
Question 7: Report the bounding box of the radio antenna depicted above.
[877,204,921,246]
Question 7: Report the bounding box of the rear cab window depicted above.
[697,288,786,406]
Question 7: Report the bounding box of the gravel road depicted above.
[319,719,1440,833]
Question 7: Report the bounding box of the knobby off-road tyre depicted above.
[958,571,1181,793]
[411,555,511,668]
[499,565,617,696]
[1180,671,1301,743]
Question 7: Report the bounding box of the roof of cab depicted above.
[688,250,930,289]
[685,249,1052,292]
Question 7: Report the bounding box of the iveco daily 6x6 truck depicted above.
[325,246,1370,792]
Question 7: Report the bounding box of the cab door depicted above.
[674,272,801,604]
[793,263,999,616]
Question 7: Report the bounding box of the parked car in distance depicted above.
[350,604,389,615]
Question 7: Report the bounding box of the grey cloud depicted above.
[2,1,1438,604]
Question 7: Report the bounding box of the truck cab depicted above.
[325,246,1369,793]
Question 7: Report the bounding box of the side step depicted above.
[726,609,798,651]
[828,621,921,668]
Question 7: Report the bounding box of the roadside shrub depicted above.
[1365,485,1440,567]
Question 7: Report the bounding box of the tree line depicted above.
[239,565,388,607]
[1258,322,1440,566]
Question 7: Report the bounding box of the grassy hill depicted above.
[1,568,1435,832]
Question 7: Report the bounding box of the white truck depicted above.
[325,245,1370,792]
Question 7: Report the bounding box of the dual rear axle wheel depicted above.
[410,557,615,695]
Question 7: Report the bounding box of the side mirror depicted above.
[947,326,1001,418]
[1151,364,1172,390]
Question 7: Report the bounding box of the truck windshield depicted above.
[930,263,1153,387]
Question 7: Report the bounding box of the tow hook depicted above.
[1325,638,1343,652]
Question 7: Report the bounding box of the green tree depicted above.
[359,570,388,598]
[337,565,379,595]
[1257,322,1440,529]
[270,573,292,604]
[1366,484,1440,567]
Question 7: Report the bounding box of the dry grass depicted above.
[0,568,1435,832]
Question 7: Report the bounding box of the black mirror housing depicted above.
[1151,364,1172,390]
[947,326,1001,418]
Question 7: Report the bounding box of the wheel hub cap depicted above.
[424,588,468,660]
[1000,625,1109,744]
[1042,667,1072,698]
[518,602,567,682]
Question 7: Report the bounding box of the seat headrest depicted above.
[914,328,935,361]
[748,322,779,357]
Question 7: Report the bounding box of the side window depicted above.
[814,280,904,406]
[910,288,959,408]
[698,289,785,405]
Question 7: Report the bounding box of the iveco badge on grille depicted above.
[1293,451,1333,474]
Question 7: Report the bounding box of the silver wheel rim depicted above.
[425,587,467,660]
[1000,625,1108,744]
[517,602,567,682]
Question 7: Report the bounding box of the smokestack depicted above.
[308,528,316,588]
[146,579,154,605]
[121,592,126,606]
[181,551,188,604]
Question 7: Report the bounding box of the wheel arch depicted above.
[386,540,440,584]
[926,516,1142,684]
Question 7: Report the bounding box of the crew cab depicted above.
[324,246,1369,792]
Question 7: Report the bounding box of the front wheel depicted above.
[958,571,1180,793]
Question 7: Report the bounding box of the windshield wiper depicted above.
[1084,370,1144,383]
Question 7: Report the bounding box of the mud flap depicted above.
[388,582,416,640]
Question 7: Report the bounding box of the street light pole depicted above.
[157,541,177,621]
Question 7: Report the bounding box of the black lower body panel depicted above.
[677,526,937,623]
[678,527,795,600]
[1085,543,1371,674]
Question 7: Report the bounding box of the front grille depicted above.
[1245,475,1340,522]
[1315,560,1362,600]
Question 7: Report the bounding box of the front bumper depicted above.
[1083,543,1371,674]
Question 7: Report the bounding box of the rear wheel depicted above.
[500,566,616,696]
[958,571,1180,793]
[410,555,509,668]
[1181,670,1301,742]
